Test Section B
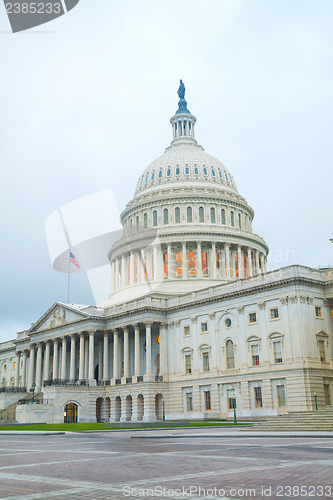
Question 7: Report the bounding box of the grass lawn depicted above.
[0,421,250,432]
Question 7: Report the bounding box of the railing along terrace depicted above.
[126,377,132,384]
[155,375,163,382]
[43,379,89,387]
[137,376,144,382]
[97,380,110,386]
[115,378,121,385]
[0,387,27,393]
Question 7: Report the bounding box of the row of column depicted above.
[16,322,168,392]
[112,242,267,289]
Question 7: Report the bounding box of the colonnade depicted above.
[15,322,167,392]
[111,241,267,290]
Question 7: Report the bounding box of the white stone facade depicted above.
[1,88,332,423]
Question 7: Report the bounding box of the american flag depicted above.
[69,251,81,269]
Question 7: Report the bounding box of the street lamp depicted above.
[314,391,318,411]
[30,382,36,404]
[233,398,237,424]
[162,400,165,422]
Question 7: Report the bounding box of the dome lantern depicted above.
[169,80,197,148]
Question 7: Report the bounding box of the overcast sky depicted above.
[0,0,332,343]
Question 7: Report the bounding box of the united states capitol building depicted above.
[1,83,332,424]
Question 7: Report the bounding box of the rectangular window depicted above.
[277,385,286,407]
[254,387,263,408]
[251,344,260,366]
[270,308,279,319]
[13,362,16,370]
[184,326,190,336]
[318,340,326,362]
[227,388,236,410]
[185,355,192,374]
[186,392,193,412]
[203,352,210,372]
[315,306,322,318]
[201,322,208,333]
[273,341,283,363]
[249,312,257,324]
[204,390,211,410]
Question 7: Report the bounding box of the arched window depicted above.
[185,166,190,175]
[153,210,157,227]
[230,211,235,227]
[144,259,148,280]
[188,251,196,275]
[221,209,226,225]
[163,252,168,277]
[187,206,192,223]
[216,251,220,269]
[167,168,171,177]
[199,207,204,223]
[176,251,182,277]
[201,251,208,276]
[244,255,247,278]
[210,207,216,223]
[238,213,241,229]
[176,167,180,176]
[226,340,235,369]
[194,166,199,175]
[144,213,148,228]
[159,169,163,178]
[175,207,180,223]
[235,253,239,278]
[136,215,139,230]
[163,208,169,225]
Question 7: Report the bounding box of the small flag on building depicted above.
[69,251,81,269]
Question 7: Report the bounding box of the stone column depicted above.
[44,341,50,382]
[121,255,126,287]
[167,243,172,278]
[197,241,202,278]
[61,337,67,379]
[247,248,253,277]
[211,242,216,279]
[255,250,260,275]
[15,352,20,387]
[130,252,134,285]
[36,343,43,391]
[160,323,168,376]
[153,245,158,280]
[88,331,95,381]
[84,338,89,378]
[123,327,129,378]
[70,334,76,380]
[113,331,119,380]
[53,339,59,379]
[115,259,119,289]
[145,322,153,378]
[182,242,187,278]
[103,331,109,380]
[134,324,140,377]
[79,333,85,380]
[22,351,27,388]
[28,345,35,390]
[238,245,244,279]
[225,243,230,279]
[263,254,267,273]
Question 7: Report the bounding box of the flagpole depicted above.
[67,249,71,303]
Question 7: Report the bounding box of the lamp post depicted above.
[233,398,237,424]
[30,382,36,404]
[162,400,165,422]
[314,391,318,411]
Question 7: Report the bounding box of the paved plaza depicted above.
[0,428,332,499]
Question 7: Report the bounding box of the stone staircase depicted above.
[247,406,333,431]
[0,393,43,422]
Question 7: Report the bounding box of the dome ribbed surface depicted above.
[134,145,238,196]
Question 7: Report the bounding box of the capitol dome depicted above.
[105,82,269,304]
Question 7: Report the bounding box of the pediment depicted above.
[30,303,89,333]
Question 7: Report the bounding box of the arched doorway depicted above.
[96,397,102,422]
[126,395,133,421]
[115,396,121,422]
[137,394,144,421]
[155,393,163,420]
[64,402,78,423]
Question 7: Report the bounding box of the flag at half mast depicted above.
[69,251,81,269]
